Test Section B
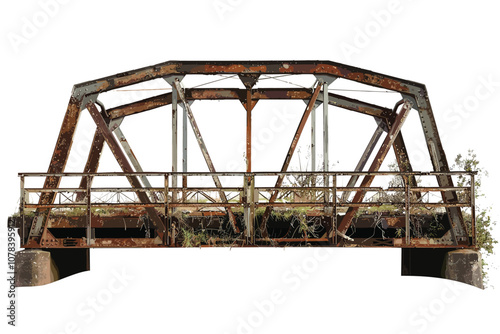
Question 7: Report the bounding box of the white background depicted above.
[1,1,500,333]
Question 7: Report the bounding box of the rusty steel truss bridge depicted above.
[8,61,482,288]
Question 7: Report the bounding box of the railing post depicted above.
[404,173,410,245]
[243,174,248,240]
[244,174,255,244]
[164,173,168,245]
[332,174,337,245]
[165,173,173,246]
[182,173,187,203]
[470,173,476,247]
[323,171,329,204]
[86,175,92,246]
[250,174,255,244]
[323,81,329,186]
[20,175,25,244]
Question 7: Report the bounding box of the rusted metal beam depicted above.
[172,86,178,193]
[114,126,159,202]
[314,75,337,182]
[341,122,385,203]
[21,171,472,177]
[180,102,192,202]
[28,97,82,243]
[241,85,258,243]
[24,201,472,209]
[239,73,260,90]
[240,88,259,173]
[323,82,329,174]
[107,88,393,120]
[75,128,106,202]
[246,89,253,173]
[75,101,120,203]
[311,105,317,172]
[243,174,256,244]
[321,92,393,119]
[384,100,420,196]
[73,61,422,97]
[173,80,240,233]
[108,93,173,119]
[86,102,166,241]
[259,83,323,238]
[164,76,185,202]
[337,100,413,235]
[23,60,470,256]
[406,93,468,244]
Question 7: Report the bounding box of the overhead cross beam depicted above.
[107,89,394,121]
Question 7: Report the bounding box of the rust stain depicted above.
[385,217,405,227]
[248,65,267,72]
[204,64,247,73]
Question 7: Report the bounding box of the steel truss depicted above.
[11,60,476,250]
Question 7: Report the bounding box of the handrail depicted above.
[17,171,477,247]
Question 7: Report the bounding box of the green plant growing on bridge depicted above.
[453,149,497,285]
[426,213,445,238]
[180,227,208,247]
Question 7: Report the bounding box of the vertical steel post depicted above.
[333,174,337,245]
[182,103,188,202]
[249,174,255,244]
[245,89,255,243]
[243,174,248,240]
[164,173,170,246]
[311,105,317,198]
[323,82,329,193]
[20,175,25,244]
[311,107,316,172]
[470,173,476,246]
[405,175,410,245]
[244,174,255,244]
[172,87,178,202]
[323,82,329,173]
[246,89,252,173]
[86,175,92,246]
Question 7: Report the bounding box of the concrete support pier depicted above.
[16,248,90,287]
[402,248,483,289]
[444,249,483,289]
[15,249,53,287]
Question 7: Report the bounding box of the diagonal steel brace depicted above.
[337,100,413,236]
[86,102,166,241]
[173,79,240,233]
[259,83,323,239]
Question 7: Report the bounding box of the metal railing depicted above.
[18,171,477,246]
